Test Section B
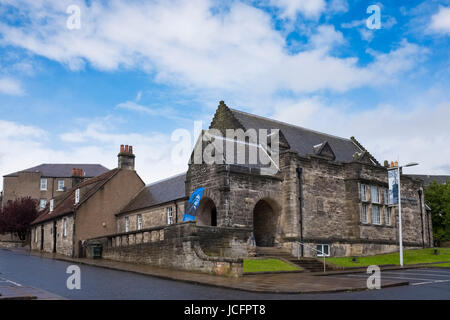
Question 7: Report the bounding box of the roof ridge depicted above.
[229,108,352,142]
[146,172,186,187]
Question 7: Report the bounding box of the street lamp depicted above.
[396,162,419,267]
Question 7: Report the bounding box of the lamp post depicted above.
[395,162,419,267]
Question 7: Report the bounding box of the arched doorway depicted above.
[196,198,217,226]
[253,199,278,247]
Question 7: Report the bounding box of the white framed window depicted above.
[137,215,142,230]
[63,218,67,237]
[371,186,379,203]
[316,244,330,257]
[39,199,47,210]
[75,188,80,204]
[361,204,368,223]
[49,199,54,213]
[57,180,65,191]
[167,207,173,225]
[125,217,129,232]
[385,207,392,226]
[384,189,389,205]
[40,178,47,191]
[360,184,367,201]
[372,205,381,225]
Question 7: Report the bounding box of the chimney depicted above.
[118,144,135,170]
[72,167,84,187]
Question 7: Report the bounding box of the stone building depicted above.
[2,163,109,209]
[30,146,145,257]
[117,101,433,258]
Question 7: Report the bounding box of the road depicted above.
[1,248,449,300]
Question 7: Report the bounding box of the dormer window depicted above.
[49,199,54,213]
[75,188,80,204]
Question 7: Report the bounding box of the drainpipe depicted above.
[296,167,304,257]
[418,189,425,248]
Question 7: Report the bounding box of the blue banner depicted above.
[388,169,399,205]
[182,187,204,222]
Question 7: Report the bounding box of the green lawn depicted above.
[243,258,301,273]
[327,248,450,268]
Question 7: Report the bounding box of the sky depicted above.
[0,0,449,190]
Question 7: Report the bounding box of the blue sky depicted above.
[0,0,449,189]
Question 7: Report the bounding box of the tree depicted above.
[424,181,450,244]
[0,197,39,240]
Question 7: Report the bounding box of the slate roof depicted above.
[31,169,120,225]
[229,108,369,163]
[406,175,450,186]
[4,164,109,178]
[118,173,186,215]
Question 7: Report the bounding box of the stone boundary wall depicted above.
[86,222,249,277]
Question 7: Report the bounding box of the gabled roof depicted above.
[118,173,186,215]
[210,103,378,164]
[4,164,109,178]
[31,168,120,225]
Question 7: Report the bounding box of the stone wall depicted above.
[30,215,74,256]
[116,200,186,233]
[86,222,247,277]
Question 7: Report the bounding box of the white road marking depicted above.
[0,276,23,287]
[411,280,450,286]
[381,271,450,278]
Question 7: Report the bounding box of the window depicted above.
[360,184,367,201]
[317,244,330,257]
[63,218,67,237]
[57,180,65,191]
[361,204,368,223]
[384,189,389,205]
[372,206,381,225]
[35,227,38,243]
[39,199,47,210]
[137,215,142,230]
[125,217,129,232]
[40,178,47,191]
[385,207,392,226]
[49,199,54,213]
[371,186,379,203]
[75,188,80,204]
[167,207,173,225]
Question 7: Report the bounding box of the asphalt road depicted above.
[1,248,449,300]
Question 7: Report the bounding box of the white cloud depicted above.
[0,77,24,95]
[428,6,450,35]
[328,0,348,14]
[272,98,450,175]
[0,0,426,98]
[270,0,326,19]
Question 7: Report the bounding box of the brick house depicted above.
[116,101,433,258]
[30,146,145,257]
[2,163,109,209]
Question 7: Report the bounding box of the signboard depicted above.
[388,169,399,205]
[182,187,205,222]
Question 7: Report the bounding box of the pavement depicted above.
[26,249,408,294]
[0,276,64,300]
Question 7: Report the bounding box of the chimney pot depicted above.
[120,144,124,153]
[394,160,398,167]
[390,161,394,168]
[129,146,133,154]
[125,145,129,153]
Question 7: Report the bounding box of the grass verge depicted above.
[243,258,301,273]
[327,248,450,268]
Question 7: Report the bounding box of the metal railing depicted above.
[296,241,328,273]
